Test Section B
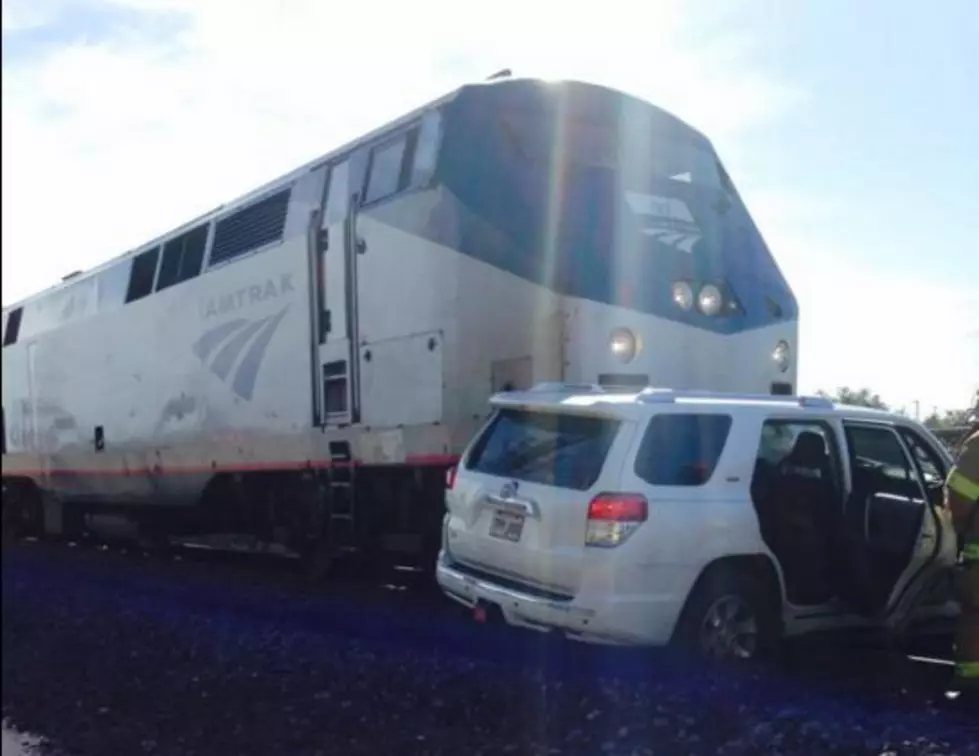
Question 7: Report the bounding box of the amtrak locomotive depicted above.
[1,76,799,570]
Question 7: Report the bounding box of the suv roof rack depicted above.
[522,383,834,410]
[527,382,607,394]
[636,388,833,409]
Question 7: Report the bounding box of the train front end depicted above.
[441,79,799,394]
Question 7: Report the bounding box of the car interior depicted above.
[750,420,947,612]
[751,423,844,606]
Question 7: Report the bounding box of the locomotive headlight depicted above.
[671,281,694,310]
[772,340,791,373]
[697,284,723,316]
[609,327,639,363]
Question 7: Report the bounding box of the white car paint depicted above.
[436,386,959,647]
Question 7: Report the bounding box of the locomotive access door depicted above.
[310,159,360,427]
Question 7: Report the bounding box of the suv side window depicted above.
[898,426,948,490]
[844,424,921,500]
[752,419,844,495]
[633,413,733,486]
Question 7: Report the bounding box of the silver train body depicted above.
[2,78,798,548]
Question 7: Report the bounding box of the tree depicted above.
[816,387,889,410]
[924,408,971,430]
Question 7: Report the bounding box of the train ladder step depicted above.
[326,441,357,549]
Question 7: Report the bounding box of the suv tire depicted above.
[672,566,781,663]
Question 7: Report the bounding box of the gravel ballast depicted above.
[3,545,977,756]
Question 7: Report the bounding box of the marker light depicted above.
[697,284,723,316]
[772,340,790,373]
[671,281,694,311]
[609,327,639,363]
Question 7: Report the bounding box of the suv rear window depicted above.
[466,409,620,490]
[634,413,733,486]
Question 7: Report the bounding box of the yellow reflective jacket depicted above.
[946,430,979,560]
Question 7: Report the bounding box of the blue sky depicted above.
[2,0,977,412]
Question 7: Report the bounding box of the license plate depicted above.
[489,510,525,542]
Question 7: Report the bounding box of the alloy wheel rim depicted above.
[699,594,760,660]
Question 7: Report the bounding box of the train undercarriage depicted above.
[1,442,450,581]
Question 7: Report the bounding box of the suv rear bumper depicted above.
[435,552,685,646]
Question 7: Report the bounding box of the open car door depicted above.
[836,422,958,630]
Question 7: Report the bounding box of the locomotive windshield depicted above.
[497,108,733,197]
[438,80,796,332]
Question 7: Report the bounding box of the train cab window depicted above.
[324,160,351,226]
[156,224,209,292]
[716,159,736,195]
[3,307,23,347]
[364,136,407,204]
[411,111,441,187]
[97,261,132,312]
[125,247,161,304]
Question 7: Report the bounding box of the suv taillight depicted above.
[585,492,648,548]
[446,466,457,490]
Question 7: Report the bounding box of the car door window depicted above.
[752,420,845,505]
[844,424,921,500]
[756,421,842,475]
[897,427,948,489]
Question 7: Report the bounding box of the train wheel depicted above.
[2,481,42,546]
[301,537,335,583]
[136,526,172,556]
[1,482,21,546]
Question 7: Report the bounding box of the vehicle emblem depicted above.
[624,190,703,254]
[192,305,290,401]
[500,480,519,499]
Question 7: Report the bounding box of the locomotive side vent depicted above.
[209,187,292,266]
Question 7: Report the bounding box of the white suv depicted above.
[435,384,960,660]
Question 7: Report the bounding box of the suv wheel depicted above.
[673,568,780,663]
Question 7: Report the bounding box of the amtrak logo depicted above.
[624,190,702,254]
[202,274,295,319]
[192,306,290,400]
